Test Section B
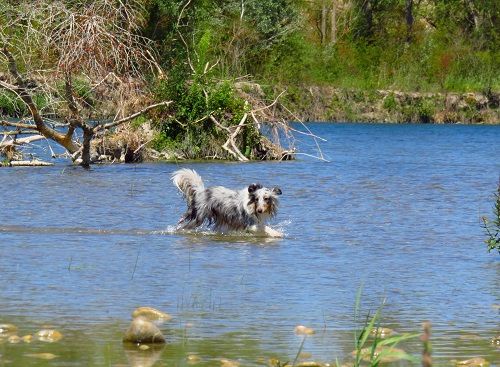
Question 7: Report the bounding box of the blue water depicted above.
[0,123,499,365]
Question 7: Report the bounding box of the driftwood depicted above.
[0,134,46,147]
[5,160,54,167]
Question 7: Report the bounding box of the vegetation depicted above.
[482,181,500,254]
[1,0,498,164]
[350,288,419,366]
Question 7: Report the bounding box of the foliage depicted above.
[152,73,256,159]
[482,181,500,254]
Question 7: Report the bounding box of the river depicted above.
[0,123,499,366]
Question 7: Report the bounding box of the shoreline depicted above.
[237,83,500,125]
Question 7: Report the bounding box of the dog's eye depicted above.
[264,197,271,202]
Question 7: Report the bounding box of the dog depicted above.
[171,169,283,237]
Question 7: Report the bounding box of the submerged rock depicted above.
[22,335,33,343]
[8,335,21,344]
[456,358,490,367]
[123,317,165,344]
[370,327,395,338]
[25,353,58,360]
[132,307,172,323]
[491,335,500,346]
[220,358,240,367]
[295,362,327,367]
[352,346,407,363]
[0,324,17,334]
[187,354,202,364]
[36,329,63,342]
[294,325,315,336]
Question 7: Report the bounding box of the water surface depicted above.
[1,123,499,366]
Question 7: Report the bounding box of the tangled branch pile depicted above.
[0,0,297,167]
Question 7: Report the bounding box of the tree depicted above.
[0,0,171,167]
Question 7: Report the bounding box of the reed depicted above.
[349,287,419,367]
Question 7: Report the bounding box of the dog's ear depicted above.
[248,183,262,193]
[272,187,282,195]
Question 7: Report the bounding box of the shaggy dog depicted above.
[172,169,283,237]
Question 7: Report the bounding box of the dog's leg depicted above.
[247,224,283,238]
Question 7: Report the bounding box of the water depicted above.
[0,123,499,366]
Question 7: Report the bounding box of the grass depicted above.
[349,287,419,367]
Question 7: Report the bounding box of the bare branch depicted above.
[251,90,287,113]
[209,113,249,161]
[96,100,173,131]
[0,120,36,129]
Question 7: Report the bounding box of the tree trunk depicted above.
[321,2,327,44]
[81,127,94,169]
[405,0,414,43]
[330,0,337,44]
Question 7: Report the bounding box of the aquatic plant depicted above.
[482,181,500,254]
[350,287,419,367]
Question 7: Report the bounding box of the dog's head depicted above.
[247,183,282,219]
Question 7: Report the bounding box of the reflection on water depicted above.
[0,123,499,366]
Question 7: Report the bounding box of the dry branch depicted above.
[97,100,173,131]
[209,114,249,161]
[0,120,36,129]
[0,134,46,147]
[6,160,54,167]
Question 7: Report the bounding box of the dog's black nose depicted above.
[257,209,263,213]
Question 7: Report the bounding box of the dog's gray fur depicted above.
[172,168,282,232]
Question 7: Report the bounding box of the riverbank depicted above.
[241,83,500,125]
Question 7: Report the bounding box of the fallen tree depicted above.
[0,1,319,166]
[0,0,171,167]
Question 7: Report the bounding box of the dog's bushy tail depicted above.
[171,169,204,203]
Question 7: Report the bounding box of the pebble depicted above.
[456,357,490,367]
[220,358,240,367]
[0,324,17,334]
[25,353,58,360]
[187,354,202,364]
[36,329,63,342]
[370,327,395,338]
[8,335,20,344]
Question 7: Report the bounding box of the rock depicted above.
[456,357,490,367]
[352,346,407,363]
[491,335,500,345]
[0,324,17,334]
[132,307,172,323]
[25,353,58,360]
[123,317,165,344]
[296,362,326,367]
[36,329,63,342]
[294,325,315,336]
[187,354,202,364]
[22,335,33,343]
[370,327,395,338]
[220,358,240,367]
[8,335,21,344]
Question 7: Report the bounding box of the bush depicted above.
[482,182,500,254]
